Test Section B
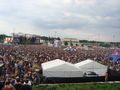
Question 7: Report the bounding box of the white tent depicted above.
[74,59,107,76]
[41,59,83,78]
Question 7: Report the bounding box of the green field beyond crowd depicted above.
[32,83,120,90]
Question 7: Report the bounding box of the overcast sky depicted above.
[0,0,120,42]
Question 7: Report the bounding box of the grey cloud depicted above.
[0,0,120,41]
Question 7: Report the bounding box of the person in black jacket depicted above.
[14,78,22,90]
[20,80,32,90]
[0,77,4,90]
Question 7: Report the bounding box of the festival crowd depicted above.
[0,44,119,90]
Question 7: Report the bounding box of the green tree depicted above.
[64,41,68,46]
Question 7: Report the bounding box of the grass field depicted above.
[32,83,120,90]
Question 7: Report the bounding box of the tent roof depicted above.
[74,59,107,76]
[75,59,93,67]
[42,59,79,70]
[42,59,84,77]
[108,49,120,62]
[74,59,107,68]
[41,59,65,70]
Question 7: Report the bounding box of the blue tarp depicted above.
[108,50,120,62]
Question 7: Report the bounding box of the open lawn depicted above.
[32,83,120,90]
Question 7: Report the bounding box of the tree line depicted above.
[0,34,120,47]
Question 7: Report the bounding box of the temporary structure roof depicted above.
[41,59,83,78]
[75,59,93,67]
[74,59,107,76]
[42,59,65,71]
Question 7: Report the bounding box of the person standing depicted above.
[14,78,22,90]
[105,67,110,82]
[0,77,4,90]
[105,72,108,82]
[4,81,14,90]
[20,80,32,90]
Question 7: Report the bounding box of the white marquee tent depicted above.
[41,59,84,78]
[74,59,107,76]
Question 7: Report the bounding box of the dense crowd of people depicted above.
[0,44,119,89]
